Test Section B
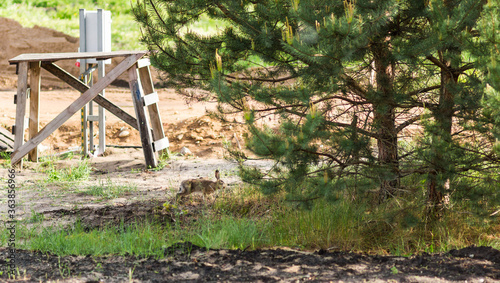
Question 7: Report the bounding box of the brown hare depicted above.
[177,170,225,199]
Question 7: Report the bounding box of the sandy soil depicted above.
[1,16,500,282]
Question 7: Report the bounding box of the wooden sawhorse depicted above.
[8,51,169,168]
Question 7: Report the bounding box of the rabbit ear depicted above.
[215,170,220,180]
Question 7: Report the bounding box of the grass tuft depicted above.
[77,178,137,200]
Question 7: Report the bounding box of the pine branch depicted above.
[396,115,423,133]
[426,55,448,71]
[406,85,440,97]
[456,63,475,73]
[148,0,168,30]
[297,148,345,166]
[224,74,298,83]
[283,108,378,139]
[341,73,368,98]
[214,1,261,34]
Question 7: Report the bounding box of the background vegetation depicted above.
[0,0,142,50]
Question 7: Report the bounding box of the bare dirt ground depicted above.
[0,244,499,282]
[1,16,500,282]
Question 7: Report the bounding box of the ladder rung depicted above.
[137,58,151,69]
[87,115,99,122]
[143,92,159,107]
[153,137,169,152]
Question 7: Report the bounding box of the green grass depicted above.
[77,178,137,200]
[1,187,499,258]
[4,210,266,258]
[26,221,170,258]
[193,215,266,250]
[268,199,366,250]
[0,151,11,168]
[41,160,91,184]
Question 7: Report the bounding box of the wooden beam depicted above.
[28,61,41,162]
[12,62,29,167]
[0,127,14,150]
[9,51,147,64]
[11,53,145,165]
[129,65,157,168]
[138,65,168,155]
[41,62,139,130]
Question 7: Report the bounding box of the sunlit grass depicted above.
[1,184,499,258]
[77,178,137,200]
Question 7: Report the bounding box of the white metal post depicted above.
[97,9,106,154]
[79,8,110,156]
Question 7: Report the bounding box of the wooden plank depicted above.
[28,61,41,162]
[138,65,168,155]
[0,127,14,150]
[143,92,159,107]
[9,51,147,64]
[153,137,169,152]
[129,65,157,168]
[0,127,14,143]
[11,53,145,165]
[12,62,29,166]
[0,141,11,151]
[41,62,139,130]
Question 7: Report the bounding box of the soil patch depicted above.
[1,244,499,282]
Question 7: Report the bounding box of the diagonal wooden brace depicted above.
[41,62,139,131]
[11,53,145,165]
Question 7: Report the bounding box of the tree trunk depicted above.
[375,107,399,202]
[372,42,399,202]
[427,55,459,211]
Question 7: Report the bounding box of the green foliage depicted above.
[133,0,500,220]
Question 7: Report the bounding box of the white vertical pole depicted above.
[79,9,89,157]
[97,9,106,154]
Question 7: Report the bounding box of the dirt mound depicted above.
[0,17,160,90]
[0,17,80,90]
[164,116,247,158]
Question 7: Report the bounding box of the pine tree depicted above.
[133,0,499,210]
[401,0,500,213]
